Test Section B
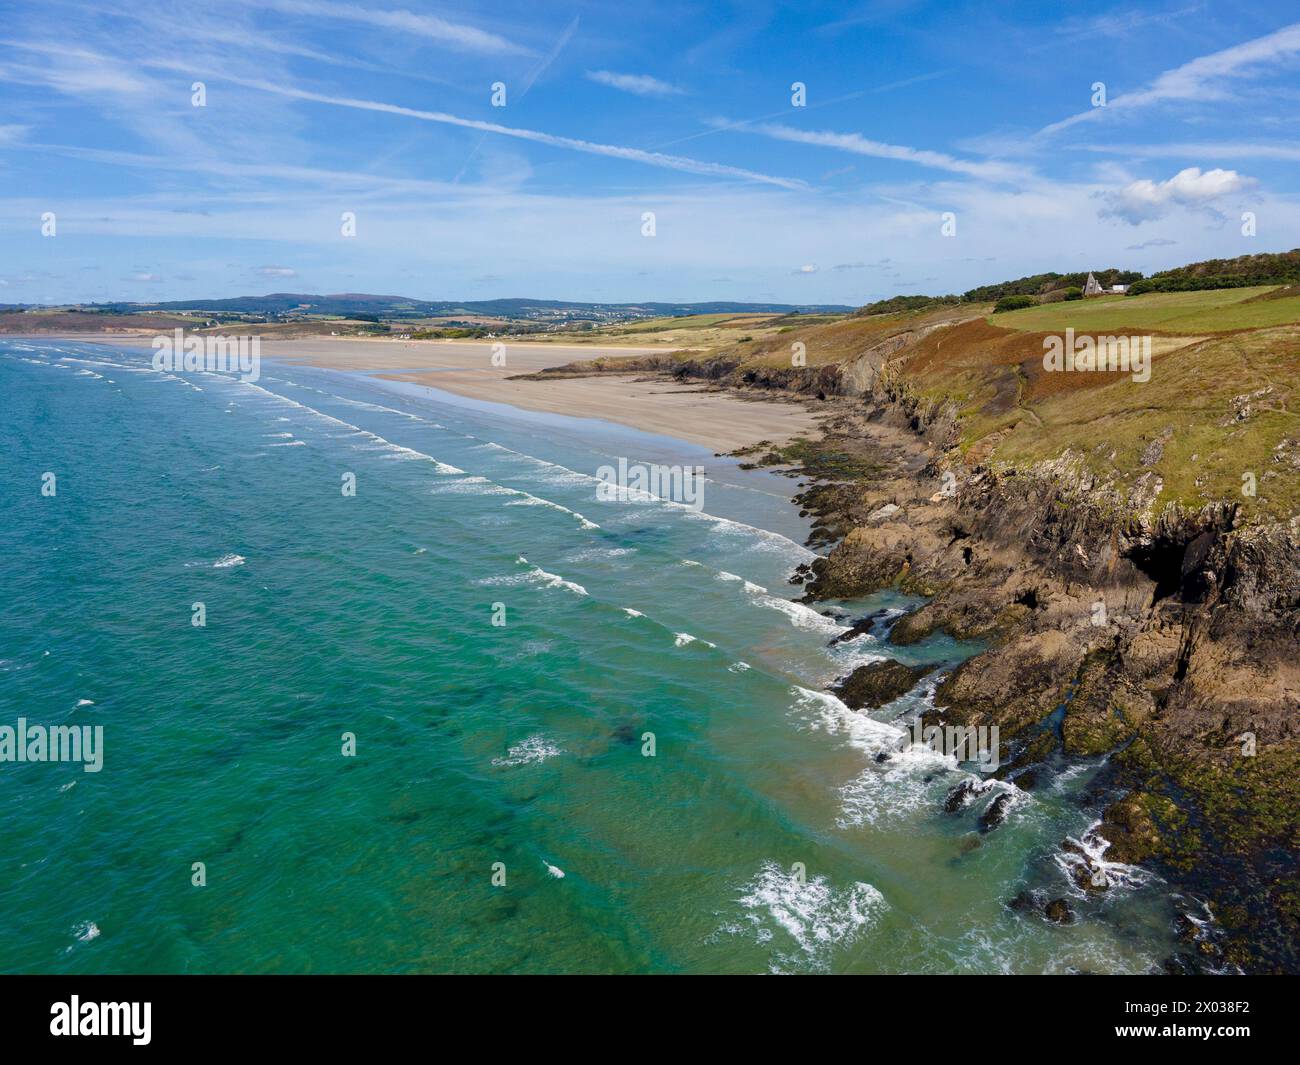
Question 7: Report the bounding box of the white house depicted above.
[1083,273,1127,297]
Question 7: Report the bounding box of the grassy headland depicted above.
[529,255,1300,970]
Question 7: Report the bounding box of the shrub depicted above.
[993,294,1037,313]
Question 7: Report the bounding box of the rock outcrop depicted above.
[534,324,1300,972]
[832,659,930,710]
[802,441,1300,972]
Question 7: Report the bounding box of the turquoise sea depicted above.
[0,339,1184,973]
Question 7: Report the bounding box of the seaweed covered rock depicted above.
[832,659,930,710]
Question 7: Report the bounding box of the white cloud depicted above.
[585,70,685,97]
[0,34,800,191]
[1084,141,1300,163]
[257,265,298,277]
[204,73,805,189]
[0,35,305,172]
[1041,21,1300,135]
[745,122,1028,183]
[5,172,1298,304]
[126,272,164,282]
[1100,167,1250,224]
[1126,238,1178,250]
[248,0,533,56]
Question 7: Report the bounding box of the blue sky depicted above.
[2,0,1299,305]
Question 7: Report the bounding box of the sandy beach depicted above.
[65,334,820,451]
[258,337,822,452]
[50,333,814,453]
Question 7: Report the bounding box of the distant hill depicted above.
[123,293,854,318]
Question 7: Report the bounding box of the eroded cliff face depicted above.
[802,445,1300,972]
[663,347,1296,970]
[546,340,1299,969]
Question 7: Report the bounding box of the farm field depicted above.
[989,285,1300,334]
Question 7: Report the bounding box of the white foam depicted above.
[787,686,907,754]
[331,395,445,427]
[716,571,771,597]
[238,382,463,473]
[1049,762,1088,793]
[1055,820,1158,894]
[492,733,564,768]
[563,546,636,563]
[837,751,962,829]
[528,567,588,597]
[832,680,1006,826]
[716,571,770,596]
[504,492,600,530]
[481,555,588,597]
[430,476,516,496]
[673,632,714,648]
[752,592,847,636]
[682,508,818,563]
[722,860,887,974]
[211,554,246,569]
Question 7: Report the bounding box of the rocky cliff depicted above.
[532,310,1300,971]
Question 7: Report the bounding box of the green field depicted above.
[613,312,775,332]
[990,286,1300,334]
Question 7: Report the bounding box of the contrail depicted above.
[211,73,808,190]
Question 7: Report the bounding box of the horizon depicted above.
[0,290,859,310]
[9,240,1296,311]
[2,1,1299,305]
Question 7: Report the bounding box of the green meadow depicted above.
[989,286,1300,334]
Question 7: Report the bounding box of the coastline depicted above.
[0,333,1195,973]
[528,348,1299,974]
[58,333,824,453]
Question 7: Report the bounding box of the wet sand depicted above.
[268,337,823,452]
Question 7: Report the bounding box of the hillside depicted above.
[849,248,1300,309]
[1130,249,1300,294]
[546,285,1300,521]
[0,308,205,334]
[529,283,1300,972]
